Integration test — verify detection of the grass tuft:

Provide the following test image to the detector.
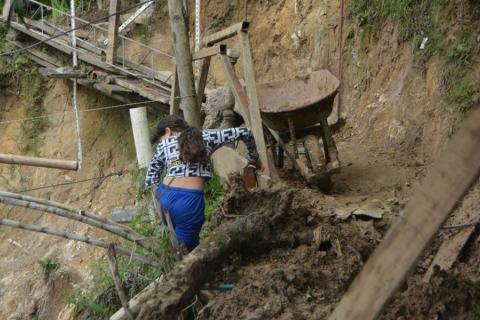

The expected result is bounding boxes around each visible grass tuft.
[37,258,60,279]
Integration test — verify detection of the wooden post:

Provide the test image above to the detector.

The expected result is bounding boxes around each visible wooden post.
[167,0,202,128]
[196,57,211,108]
[219,54,250,124]
[328,107,480,320]
[0,153,78,170]
[106,0,120,64]
[238,31,273,177]
[169,68,180,115]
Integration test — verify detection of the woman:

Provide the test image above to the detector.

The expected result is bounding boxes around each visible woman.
[145,115,260,252]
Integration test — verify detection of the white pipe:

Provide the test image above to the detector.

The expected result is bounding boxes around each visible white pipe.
[129,107,152,168]
[71,0,82,169]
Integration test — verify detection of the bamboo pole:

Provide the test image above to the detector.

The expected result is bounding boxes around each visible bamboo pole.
[0,153,78,170]
[108,244,135,320]
[0,191,130,231]
[0,196,153,250]
[0,218,157,266]
[167,0,202,127]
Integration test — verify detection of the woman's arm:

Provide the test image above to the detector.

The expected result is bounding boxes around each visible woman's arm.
[144,145,165,189]
[203,127,260,162]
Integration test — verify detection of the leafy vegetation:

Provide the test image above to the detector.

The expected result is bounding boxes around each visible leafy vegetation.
[66,167,226,318]
[37,258,60,279]
[349,0,479,118]
[443,82,474,114]
[16,57,49,153]
[0,21,7,51]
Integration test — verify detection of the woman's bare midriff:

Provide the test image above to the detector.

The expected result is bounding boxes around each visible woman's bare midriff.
[163,176,205,190]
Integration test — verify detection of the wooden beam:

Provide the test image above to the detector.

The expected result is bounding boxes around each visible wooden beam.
[219,54,249,124]
[39,67,87,79]
[106,0,120,64]
[25,19,105,57]
[328,107,480,320]
[167,0,202,127]
[114,77,170,104]
[196,56,211,107]
[115,56,173,84]
[9,22,118,73]
[0,154,78,171]
[202,21,249,47]
[238,31,272,178]
[93,83,133,95]
[192,44,226,61]
[169,68,180,115]
[423,185,480,282]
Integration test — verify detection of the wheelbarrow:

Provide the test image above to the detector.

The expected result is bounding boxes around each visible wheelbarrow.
[257,70,341,190]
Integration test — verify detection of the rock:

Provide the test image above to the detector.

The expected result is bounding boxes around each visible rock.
[352,199,387,219]
[111,206,139,223]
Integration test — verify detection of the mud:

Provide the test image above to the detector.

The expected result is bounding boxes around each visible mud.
[196,184,382,320]
[194,178,480,320]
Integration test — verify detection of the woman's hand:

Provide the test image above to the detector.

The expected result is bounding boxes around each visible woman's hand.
[248,160,262,170]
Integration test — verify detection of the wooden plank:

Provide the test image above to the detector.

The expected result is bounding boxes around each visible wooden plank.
[26,19,104,56]
[9,22,118,73]
[196,56,211,108]
[39,67,87,79]
[169,68,180,115]
[114,77,170,105]
[115,57,173,84]
[238,31,272,178]
[0,154,78,170]
[327,107,480,320]
[202,21,249,47]
[106,0,120,64]
[93,83,133,95]
[423,183,480,282]
[77,79,136,104]
[219,54,249,124]
[192,44,226,61]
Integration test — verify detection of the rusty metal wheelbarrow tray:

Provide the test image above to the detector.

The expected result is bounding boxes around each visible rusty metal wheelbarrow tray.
[257,70,340,133]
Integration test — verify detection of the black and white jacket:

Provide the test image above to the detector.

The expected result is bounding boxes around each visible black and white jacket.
[144,127,259,188]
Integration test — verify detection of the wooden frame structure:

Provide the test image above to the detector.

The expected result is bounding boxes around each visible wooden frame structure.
[170,21,274,178]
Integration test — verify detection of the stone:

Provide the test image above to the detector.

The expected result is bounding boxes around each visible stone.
[111,206,139,223]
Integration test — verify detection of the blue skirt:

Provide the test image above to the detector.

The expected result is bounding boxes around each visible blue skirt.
[156,184,205,251]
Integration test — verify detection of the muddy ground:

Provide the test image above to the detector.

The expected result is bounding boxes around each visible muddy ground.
[192,139,480,320]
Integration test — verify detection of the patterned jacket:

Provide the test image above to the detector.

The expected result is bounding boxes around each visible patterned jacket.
[144,127,259,188]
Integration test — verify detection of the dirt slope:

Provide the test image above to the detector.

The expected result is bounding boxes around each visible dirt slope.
[0,0,479,319]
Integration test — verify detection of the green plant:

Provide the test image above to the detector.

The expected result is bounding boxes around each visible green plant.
[50,0,69,23]
[16,61,48,153]
[132,165,148,201]
[37,258,60,278]
[446,29,479,68]
[204,172,224,220]
[0,21,7,51]
[443,82,474,114]
[66,289,112,317]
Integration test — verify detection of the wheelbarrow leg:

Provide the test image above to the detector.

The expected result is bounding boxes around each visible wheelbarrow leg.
[319,117,340,171]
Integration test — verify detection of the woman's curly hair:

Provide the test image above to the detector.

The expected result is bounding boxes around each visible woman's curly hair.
[150,115,209,164]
